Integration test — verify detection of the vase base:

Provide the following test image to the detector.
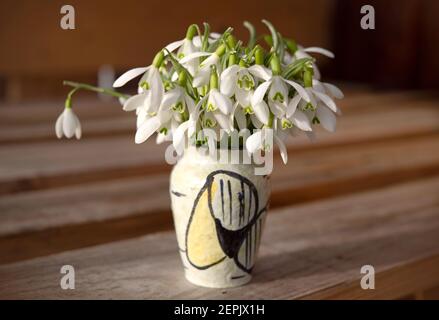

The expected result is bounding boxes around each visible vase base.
[184,270,252,288]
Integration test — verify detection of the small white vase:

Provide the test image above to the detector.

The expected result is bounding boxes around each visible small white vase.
[170,146,271,288]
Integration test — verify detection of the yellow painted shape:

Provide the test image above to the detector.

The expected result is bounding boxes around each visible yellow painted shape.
[187,182,225,267]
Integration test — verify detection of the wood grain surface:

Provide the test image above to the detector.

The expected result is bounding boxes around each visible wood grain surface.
[0,89,438,299]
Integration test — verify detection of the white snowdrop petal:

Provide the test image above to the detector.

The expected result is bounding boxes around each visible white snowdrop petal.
[164,39,185,54]
[148,69,164,113]
[235,88,251,108]
[179,52,211,64]
[253,100,270,125]
[312,79,325,93]
[292,110,312,131]
[135,117,161,144]
[221,65,240,81]
[268,100,285,119]
[213,112,232,133]
[284,79,310,102]
[123,93,146,111]
[173,120,193,153]
[62,109,77,138]
[220,66,239,97]
[55,113,64,139]
[75,121,82,139]
[251,80,271,106]
[286,94,301,118]
[246,131,263,153]
[274,135,288,164]
[313,90,337,112]
[192,68,210,87]
[316,105,337,132]
[113,67,149,87]
[234,106,247,130]
[304,47,335,58]
[184,95,196,114]
[160,88,181,108]
[323,82,344,99]
[248,65,272,81]
[250,114,263,129]
[212,90,232,114]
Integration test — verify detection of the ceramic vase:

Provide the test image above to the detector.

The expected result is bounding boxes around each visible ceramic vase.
[170,146,270,288]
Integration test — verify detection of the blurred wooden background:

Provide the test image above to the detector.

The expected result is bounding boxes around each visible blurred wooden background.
[1,0,438,102]
[0,0,439,300]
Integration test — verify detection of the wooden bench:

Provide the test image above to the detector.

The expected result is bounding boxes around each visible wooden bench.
[0,88,439,299]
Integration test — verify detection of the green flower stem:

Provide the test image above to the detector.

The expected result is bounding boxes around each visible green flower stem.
[209,66,219,90]
[65,88,79,109]
[286,39,298,54]
[267,112,274,128]
[63,81,128,99]
[270,54,282,75]
[228,53,237,66]
[226,35,237,49]
[304,67,313,88]
[215,44,226,57]
[152,50,165,68]
[178,71,187,87]
[185,24,198,40]
[255,47,264,65]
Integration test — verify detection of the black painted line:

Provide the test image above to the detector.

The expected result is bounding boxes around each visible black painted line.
[220,179,224,221]
[227,179,232,225]
[171,190,186,197]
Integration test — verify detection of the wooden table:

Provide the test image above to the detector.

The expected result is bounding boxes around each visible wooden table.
[0,89,439,299]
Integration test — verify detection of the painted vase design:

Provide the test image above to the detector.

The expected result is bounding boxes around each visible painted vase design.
[170,147,270,288]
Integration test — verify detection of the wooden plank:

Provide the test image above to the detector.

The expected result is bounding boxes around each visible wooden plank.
[1,97,438,195]
[1,134,438,263]
[0,117,135,145]
[0,90,435,144]
[0,99,126,125]
[1,177,438,299]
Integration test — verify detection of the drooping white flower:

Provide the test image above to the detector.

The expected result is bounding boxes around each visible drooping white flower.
[55,108,82,139]
[172,96,208,154]
[205,88,234,133]
[180,44,226,86]
[114,51,165,114]
[287,79,343,133]
[246,127,288,164]
[284,46,334,80]
[192,32,221,48]
[251,74,310,123]
[220,64,272,125]
[115,66,164,115]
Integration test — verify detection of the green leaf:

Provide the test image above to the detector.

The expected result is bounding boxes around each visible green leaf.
[282,58,314,79]
[243,21,256,49]
[207,27,233,52]
[202,22,210,52]
[262,20,279,51]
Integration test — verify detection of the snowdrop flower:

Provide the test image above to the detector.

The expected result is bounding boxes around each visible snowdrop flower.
[251,55,310,123]
[288,70,343,133]
[220,61,272,124]
[114,51,165,114]
[204,67,233,133]
[192,32,221,48]
[180,44,226,87]
[284,40,334,80]
[57,21,343,167]
[246,127,288,164]
[55,107,82,139]
[165,25,199,74]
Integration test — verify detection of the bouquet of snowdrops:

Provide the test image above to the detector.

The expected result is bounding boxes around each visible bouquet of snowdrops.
[56,20,343,164]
